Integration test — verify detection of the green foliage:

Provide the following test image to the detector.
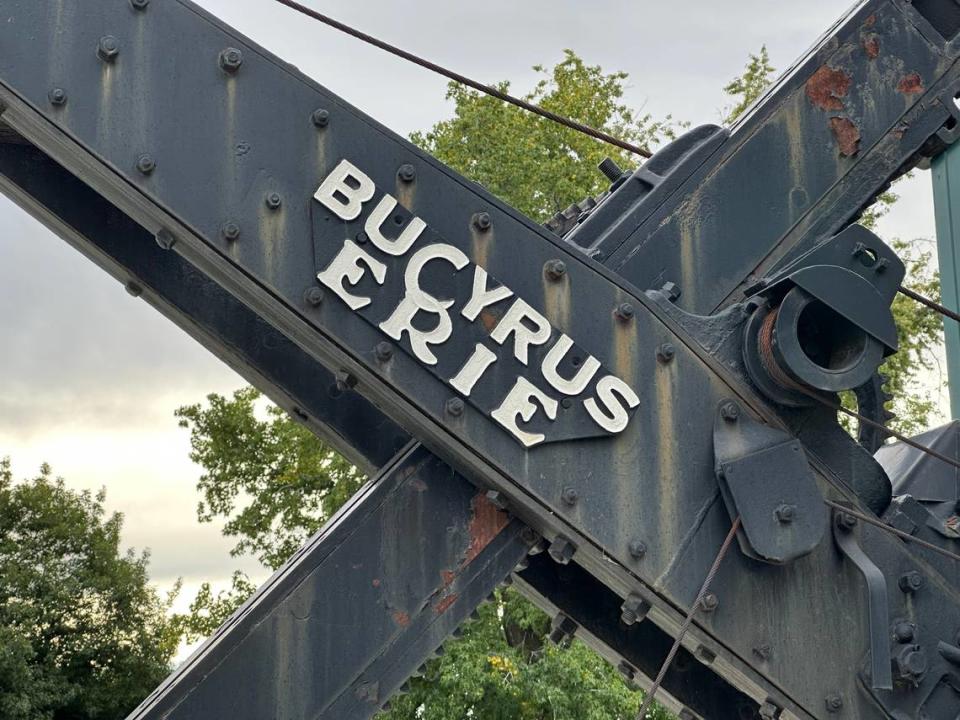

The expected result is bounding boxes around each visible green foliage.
[175,387,365,570]
[723,46,775,123]
[411,50,679,223]
[0,458,178,720]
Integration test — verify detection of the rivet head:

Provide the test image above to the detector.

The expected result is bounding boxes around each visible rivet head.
[311,108,330,128]
[130,0,149,8]
[628,540,647,559]
[699,593,719,612]
[397,164,416,183]
[656,343,676,363]
[445,397,465,417]
[775,504,797,524]
[472,212,491,232]
[136,154,156,175]
[265,192,282,210]
[719,401,740,422]
[374,341,393,362]
[615,302,635,321]
[48,88,67,106]
[893,622,915,643]
[825,694,843,713]
[221,222,241,242]
[98,36,120,62]
[219,47,243,74]
[545,259,567,280]
[303,286,324,307]
[561,487,578,506]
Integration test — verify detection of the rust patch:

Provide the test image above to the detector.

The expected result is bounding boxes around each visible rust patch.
[897,73,924,95]
[392,610,410,627]
[479,309,499,332]
[864,13,876,27]
[464,493,509,565]
[372,578,381,588]
[862,35,879,59]
[434,593,458,615]
[829,117,861,156]
[440,570,456,588]
[806,66,851,111]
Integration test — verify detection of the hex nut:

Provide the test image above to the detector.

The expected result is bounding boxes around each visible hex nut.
[266,192,283,210]
[445,397,465,417]
[97,36,120,62]
[221,222,241,242]
[48,88,67,106]
[219,47,244,74]
[303,286,324,307]
[397,164,416,183]
[311,108,330,128]
[561,487,578,506]
[775,504,797,524]
[899,571,924,594]
[835,510,858,532]
[699,593,719,612]
[472,212,492,232]
[548,536,576,565]
[825,694,843,713]
[130,0,150,8]
[660,281,682,302]
[136,154,156,175]
[545,259,567,280]
[374,341,393,362]
[628,540,647,559]
[616,302,635,321]
[720,401,740,422]
[155,229,176,251]
[657,343,676,363]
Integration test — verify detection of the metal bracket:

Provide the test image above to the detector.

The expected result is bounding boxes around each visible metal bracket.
[832,506,893,690]
[713,400,826,564]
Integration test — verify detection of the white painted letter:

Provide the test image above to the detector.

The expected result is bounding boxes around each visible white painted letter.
[450,344,498,396]
[364,194,426,256]
[584,375,640,433]
[462,267,513,321]
[541,334,601,395]
[379,244,469,365]
[490,299,552,365]
[491,377,558,448]
[314,159,375,221]
[317,239,387,310]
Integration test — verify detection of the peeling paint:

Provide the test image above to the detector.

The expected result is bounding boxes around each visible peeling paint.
[862,35,879,60]
[434,593,458,615]
[440,570,456,588]
[392,610,410,627]
[829,117,861,156]
[864,13,876,27]
[372,578,381,588]
[806,66,851,111]
[897,73,924,95]
[463,493,509,565]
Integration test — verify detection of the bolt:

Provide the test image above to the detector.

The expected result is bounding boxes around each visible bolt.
[221,222,241,242]
[219,47,243,74]
[545,259,567,280]
[548,536,576,565]
[48,88,67,106]
[519,525,540,546]
[875,257,890,274]
[598,157,624,182]
[835,510,858,532]
[851,241,867,259]
[899,571,924,594]
[620,593,650,626]
[753,644,772,661]
[825,693,843,713]
[895,644,928,685]
[97,36,120,62]
[303,286,324,307]
[397,164,416,183]
[561,487,578,506]
[125,281,143,298]
[445,397,465,417]
[335,370,357,392]
[893,622,915,643]
[155,229,176,250]
[265,192,282,210]
[130,0,149,8]
[628,540,647,560]
[472,212,491,232]
[615,302,635,321]
[657,343,676,363]
[374,341,393,362]
[660,281,681,302]
[720,401,740,422]
[311,108,330,128]
[617,660,636,681]
[514,556,529,572]
[699,593,719,612]
[775,504,797,524]
[136,154,156,175]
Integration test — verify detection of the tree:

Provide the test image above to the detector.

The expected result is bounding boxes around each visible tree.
[0,458,178,720]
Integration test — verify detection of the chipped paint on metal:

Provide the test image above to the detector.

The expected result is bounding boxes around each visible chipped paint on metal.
[434,593,458,615]
[862,35,880,60]
[805,66,851,111]
[829,117,861,156]
[463,493,509,565]
[440,570,456,588]
[392,610,410,627]
[897,73,924,95]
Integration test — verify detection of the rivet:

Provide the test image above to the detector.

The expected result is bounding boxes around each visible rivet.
[472,212,491,232]
[265,192,282,210]
[97,35,120,62]
[560,397,573,409]
[48,88,67,106]
[136,154,156,175]
[545,259,567,280]
[155,229,176,250]
[719,401,740,422]
[219,47,243,74]
[355,231,368,244]
[445,397,465,417]
[561,487,578,506]
[628,540,647,559]
[397,164,416,183]
[893,622,915,643]
[374,341,393,362]
[825,693,843,713]
[221,222,241,242]
[657,343,676,363]
[303,287,324,307]
[615,302,635,321]
[130,0,149,8]
[311,108,330,128]
[699,593,719,612]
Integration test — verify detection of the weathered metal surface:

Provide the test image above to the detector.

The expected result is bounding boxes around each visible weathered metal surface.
[1,1,960,718]
[127,444,528,720]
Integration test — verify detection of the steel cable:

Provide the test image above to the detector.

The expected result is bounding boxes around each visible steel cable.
[270,0,652,158]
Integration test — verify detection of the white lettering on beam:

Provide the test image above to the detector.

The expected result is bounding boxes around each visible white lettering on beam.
[492,377,559,447]
[316,239,386,310]
[314,159,375,221]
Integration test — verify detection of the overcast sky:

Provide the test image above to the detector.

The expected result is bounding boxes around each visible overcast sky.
[0,0,947,650]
